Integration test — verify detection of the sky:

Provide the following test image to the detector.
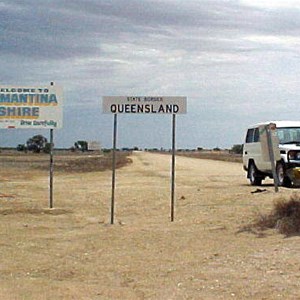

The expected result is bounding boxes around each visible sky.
[1,0,300,150]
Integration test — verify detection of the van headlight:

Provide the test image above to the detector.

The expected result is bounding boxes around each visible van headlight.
[288,150,300,160]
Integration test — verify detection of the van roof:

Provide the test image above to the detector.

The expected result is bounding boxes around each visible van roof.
[249,121,300,128]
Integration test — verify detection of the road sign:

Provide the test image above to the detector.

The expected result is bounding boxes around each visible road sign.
[103,95,187,224]
[0,85,63,129]
[102,96,187,114]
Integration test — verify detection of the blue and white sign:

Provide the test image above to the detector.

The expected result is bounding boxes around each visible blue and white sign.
[0,86,63,129]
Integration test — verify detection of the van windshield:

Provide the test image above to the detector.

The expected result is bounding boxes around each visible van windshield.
[276,127,300,144]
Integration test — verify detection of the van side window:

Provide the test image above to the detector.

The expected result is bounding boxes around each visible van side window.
[246,128,259,143]
[246,129,254,143]
[253,128,260,142]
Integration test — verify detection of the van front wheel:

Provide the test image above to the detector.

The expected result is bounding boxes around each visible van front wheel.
[248,163,262,186]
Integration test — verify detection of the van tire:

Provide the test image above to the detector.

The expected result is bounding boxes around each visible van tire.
[276,162,292,187]
[248,162,262,186]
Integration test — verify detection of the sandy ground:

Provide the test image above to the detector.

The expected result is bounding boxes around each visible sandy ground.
[1,151,300,300]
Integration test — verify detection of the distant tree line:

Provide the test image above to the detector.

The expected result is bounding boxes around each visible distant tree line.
[230,144,243,154]
[15,136,243,155]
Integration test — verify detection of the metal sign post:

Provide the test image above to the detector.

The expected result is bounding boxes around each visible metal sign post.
[49,128,54,208]
[171,114,176,222]
[49,81,54,208]
[111,114,117,224]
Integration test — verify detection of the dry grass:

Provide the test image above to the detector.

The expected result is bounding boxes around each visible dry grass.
[0,207,71,216]
[52,152,132,173]
[0,150,132,173]
[2,151,300,299]
[242,193,300,236]
[176,150,242,163]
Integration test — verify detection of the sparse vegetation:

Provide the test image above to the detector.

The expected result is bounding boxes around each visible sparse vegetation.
[26,134,48,153]
[53,152,132,173]
[1,150,300,298]
[74,140,88,152]
[16,144,26,151]
[43,142,52,154]
[102,148,111,153]
[241,194,300,236]
[231,144,243,154]
[177,149,242,163]
[0,150,132,173]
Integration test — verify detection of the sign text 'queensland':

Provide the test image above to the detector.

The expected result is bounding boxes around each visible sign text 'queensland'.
[102,96,187,114]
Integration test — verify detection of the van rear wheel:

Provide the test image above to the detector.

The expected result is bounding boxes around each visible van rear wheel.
[276,162,292,187]
[249,163,262,186]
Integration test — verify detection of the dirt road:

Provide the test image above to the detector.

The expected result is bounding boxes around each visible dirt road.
[1,151,300,299]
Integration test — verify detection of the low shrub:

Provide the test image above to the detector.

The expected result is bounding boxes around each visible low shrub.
[242,194,300,236]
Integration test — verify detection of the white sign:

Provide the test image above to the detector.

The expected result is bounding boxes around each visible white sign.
[88,141,101,151]
[102,96,187,114]
[0,86,63,129]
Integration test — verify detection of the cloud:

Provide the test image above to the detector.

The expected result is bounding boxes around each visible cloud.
[241,0,300,10]
[0,1,101,60]
[2,0,300,148]
[0,0,292,62]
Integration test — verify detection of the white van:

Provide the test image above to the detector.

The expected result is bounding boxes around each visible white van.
[243,121,300,187]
